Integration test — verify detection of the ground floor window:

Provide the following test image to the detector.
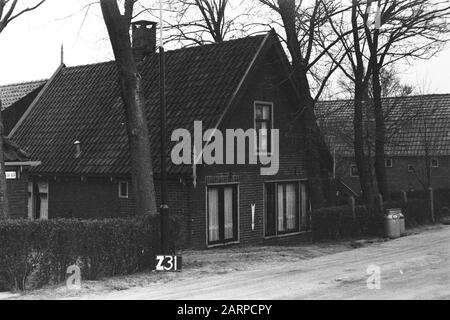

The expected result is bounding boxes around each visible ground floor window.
[207,184,238,245]
[265,181,309,237]
[118,181,129,199]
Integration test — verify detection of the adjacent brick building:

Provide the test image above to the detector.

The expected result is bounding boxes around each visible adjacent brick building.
[1,81,45,220]
[316,94,450,199]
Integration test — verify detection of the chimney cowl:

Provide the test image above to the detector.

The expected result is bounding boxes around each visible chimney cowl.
[74,140,81,158]
[131,20,157,62]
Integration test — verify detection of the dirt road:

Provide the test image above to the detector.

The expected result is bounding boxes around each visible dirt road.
[75,225,450,300]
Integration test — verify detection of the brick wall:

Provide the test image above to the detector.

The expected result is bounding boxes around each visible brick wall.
[117,177,191,247]
[43,175,191,246]
[48,177,123,219]
[337,156,450,195]
[187,49,310,249]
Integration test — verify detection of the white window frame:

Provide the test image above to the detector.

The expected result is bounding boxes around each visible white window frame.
[408,164,415,173]
[263,179,309,239]
[205,182,240,248]
[385,159,393,168]
[254,101,274,156]
[431,158,439,168]
[118,181,129,199]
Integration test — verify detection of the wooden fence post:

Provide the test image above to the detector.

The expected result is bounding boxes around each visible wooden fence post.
[375,194,384,216]
[428,187,435,223]
[348,196,356,236]
[402,191,408,206]
[349,196,356,220]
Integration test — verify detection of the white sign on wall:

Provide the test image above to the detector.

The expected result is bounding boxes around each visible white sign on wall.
[6,171,17,180]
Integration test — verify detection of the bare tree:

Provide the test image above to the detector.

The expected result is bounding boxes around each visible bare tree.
[0,0,45,32]
[362,0,450,201]
[338,67,413,99]
[163,0,261,46]
[100,0,157,217]
[0,0,46,219]
[255,0,354,209]
[327,0,449,207]
[153,0,350,209]
[327,0,375,207]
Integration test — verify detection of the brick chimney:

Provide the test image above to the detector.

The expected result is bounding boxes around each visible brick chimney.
[131,20,157,62]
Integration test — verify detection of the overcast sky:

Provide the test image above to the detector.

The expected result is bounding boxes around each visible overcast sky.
[0,0,449,94]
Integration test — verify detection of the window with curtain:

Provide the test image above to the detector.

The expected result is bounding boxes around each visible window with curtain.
[265,181,308,237]
[208,188,220,243]
[207,185,238,245]
[255,102,272,154]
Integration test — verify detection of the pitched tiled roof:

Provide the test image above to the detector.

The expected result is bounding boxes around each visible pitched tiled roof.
[2,85,44,135]
[0,80,46,109]
[10,33,269,176]
[316,94,450,157]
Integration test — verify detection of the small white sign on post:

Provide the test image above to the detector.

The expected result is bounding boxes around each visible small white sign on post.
[251,204,256,231]
[155,255,182,272]
[5,171,17,180]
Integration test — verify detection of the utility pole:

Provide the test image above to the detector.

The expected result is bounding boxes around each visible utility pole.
[159,0,169,254]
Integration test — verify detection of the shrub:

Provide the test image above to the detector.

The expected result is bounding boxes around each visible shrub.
[311,205,372,241]
[0,216,168,291]
[384,200,406,211]
[403,199,430,226]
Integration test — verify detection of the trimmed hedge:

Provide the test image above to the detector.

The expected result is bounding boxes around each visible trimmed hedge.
[311,200,413,241]
[403,199,430,226]
[311,205,372,241]
[0,216,173,291]
[312,196,437,241]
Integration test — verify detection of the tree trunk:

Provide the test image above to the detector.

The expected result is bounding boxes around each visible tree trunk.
[278,0,326,209]
[372,64,389,200]
[100,0,157,216]
[351,0,374,208]
[0,103,9,219]
[354,88,374,207]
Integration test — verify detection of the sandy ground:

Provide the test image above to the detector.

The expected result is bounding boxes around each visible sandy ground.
[6,225,449,300]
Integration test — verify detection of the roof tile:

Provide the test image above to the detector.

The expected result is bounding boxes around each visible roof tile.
[316,94,450,157]
[11,35,266,175]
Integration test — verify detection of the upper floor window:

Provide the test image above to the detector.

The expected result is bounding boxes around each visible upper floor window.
[254,102,273,154]
[350,165,359,177]
[408,164,415,173]
[385,159,393,168]
[431,159,439,168]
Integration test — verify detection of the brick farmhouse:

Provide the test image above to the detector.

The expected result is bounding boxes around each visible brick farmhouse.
[316,94,450,199]
[4,24,330,249]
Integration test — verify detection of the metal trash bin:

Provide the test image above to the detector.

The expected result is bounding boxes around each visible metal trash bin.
[384,210,401,239]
